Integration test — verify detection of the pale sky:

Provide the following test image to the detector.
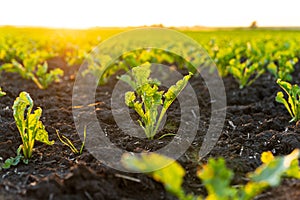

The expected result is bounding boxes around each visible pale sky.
[0,0,299,28]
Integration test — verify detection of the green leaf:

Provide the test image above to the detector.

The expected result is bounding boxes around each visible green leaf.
[164,72,192,110]
[13,91,33,140]
[125,91,136,107]
[277,79,292,92]
[229,66,243,81]
[133,101,145,119]
[285,159,300,179]
[276,91,293,117]
[2,158,15,169]
[119,64,192,139]
[122,153,186,198]
[132,62,152,89]
[36,61,48,75]
[36,62,64,89]
[12,59,28,79]
[197,158,237,200]
[35,120,54,145]
[27,108,42,138]
[12,92,54,159]
[0,63,14,72]
[228,58,263,89]
[276,79,300,122]
[118,74,136,89]
[123,52,140,67]
[267,62,278,77]
[249,149,300,187]
[141,84,158,97]
[242,182,268,200]
[1,146,25,169]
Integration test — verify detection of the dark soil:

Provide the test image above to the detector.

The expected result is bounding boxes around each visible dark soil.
[0,57,300,199]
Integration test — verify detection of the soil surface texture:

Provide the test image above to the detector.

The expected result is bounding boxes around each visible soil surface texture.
[0,57,300,199]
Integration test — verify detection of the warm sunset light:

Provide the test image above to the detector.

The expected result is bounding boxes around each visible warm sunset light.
[0,0,299,28]
[1,0,300,199]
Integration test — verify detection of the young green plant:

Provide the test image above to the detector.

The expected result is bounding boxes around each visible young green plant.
[275,79,300,123]
[1,59,63,89]
[122,149,300,200]
[36,61,64,89]
[267,54,298,81]
[0,145,28,170]
[13,91,54,159]
[118,63,192,139]
[56,126,87,155]
[228,58,264,89]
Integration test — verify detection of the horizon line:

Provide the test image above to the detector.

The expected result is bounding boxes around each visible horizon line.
[1,24,300,30]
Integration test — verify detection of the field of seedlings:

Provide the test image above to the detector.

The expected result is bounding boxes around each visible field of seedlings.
[0,27,300,200]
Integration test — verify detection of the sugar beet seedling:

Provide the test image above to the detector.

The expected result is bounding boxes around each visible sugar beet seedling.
[118,63,192,139]
[122,149,300,200]
[13,91,54,159]
[276,79,300,123]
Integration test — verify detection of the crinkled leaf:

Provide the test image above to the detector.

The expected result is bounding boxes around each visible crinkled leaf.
[119,64,192,139]
[125,91,136,107]
[13,91,33,139]
[132,62,151,88]
[164,72,192,109]
[27,108,43,143]
[27,107,54,145]
[35,120,54,145]
[12,92,54,159]
[143,85,163,111]
[133,101,145,119]
[141,84,158,97]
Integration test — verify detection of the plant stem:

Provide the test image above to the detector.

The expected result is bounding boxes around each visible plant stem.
[152,108,167,139]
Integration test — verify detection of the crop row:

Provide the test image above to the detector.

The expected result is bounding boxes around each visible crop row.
[1,28,300,89]
[0,90,299,200]
[0,27,300,199]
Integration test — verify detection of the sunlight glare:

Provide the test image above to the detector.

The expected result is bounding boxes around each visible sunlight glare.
[0,0,299,28]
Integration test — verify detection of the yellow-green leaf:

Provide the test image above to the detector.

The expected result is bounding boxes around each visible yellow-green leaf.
[122,153,185,195]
